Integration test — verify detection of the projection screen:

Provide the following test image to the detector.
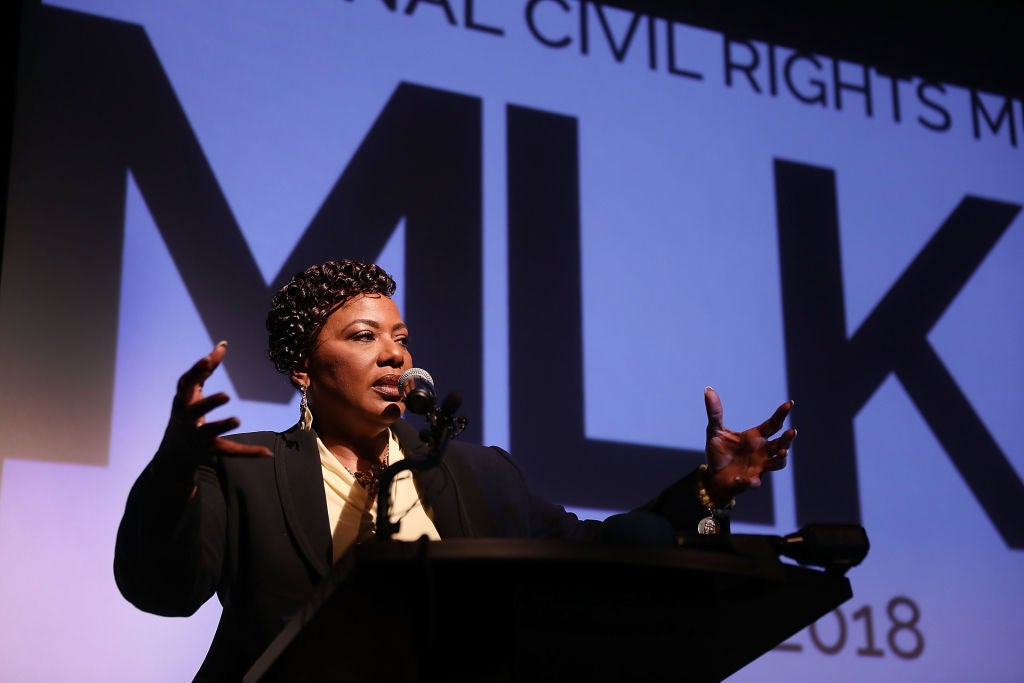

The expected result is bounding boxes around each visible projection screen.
[1,1,1022,680]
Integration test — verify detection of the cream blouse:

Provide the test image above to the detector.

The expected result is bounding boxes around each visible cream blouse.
[318,428,441,562]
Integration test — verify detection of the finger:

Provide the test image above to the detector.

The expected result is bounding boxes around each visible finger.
[765,453,788,471]
[175,341,229,402]
[766,427,797,455]
[193,416,244,441]
[775,427,797,450]
[756,399,794,438]
[704,386,723,434]
[178,392,232,424]
[212,437,273,458]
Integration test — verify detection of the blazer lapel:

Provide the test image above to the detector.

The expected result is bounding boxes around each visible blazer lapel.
[392,419,471,538]
[275,419,487,565]
[392,419,501,539]
[273,425,333,578]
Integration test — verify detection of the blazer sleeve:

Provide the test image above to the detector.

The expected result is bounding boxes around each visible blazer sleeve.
[469,445,714,541]
[113,448,226,617]
[522,468,727,541]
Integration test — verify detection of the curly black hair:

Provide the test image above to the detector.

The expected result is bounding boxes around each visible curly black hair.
[266,259,397,374]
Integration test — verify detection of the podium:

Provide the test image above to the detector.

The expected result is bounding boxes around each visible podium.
[245,535,855,682]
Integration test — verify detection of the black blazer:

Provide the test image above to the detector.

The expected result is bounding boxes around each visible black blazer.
[114,419,708,681]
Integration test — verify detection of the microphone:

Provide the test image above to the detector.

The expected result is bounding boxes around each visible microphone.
[378,368,469,542]
[398,367,436,414]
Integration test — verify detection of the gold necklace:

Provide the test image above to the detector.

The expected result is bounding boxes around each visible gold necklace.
[342,444,390,498]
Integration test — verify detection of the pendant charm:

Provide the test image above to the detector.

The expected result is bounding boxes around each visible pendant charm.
[697,516,719,535]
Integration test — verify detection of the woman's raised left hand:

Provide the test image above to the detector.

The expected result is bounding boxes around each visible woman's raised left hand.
[703,387,796,503]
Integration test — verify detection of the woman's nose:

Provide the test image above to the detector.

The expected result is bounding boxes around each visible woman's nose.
[378,339,405,365]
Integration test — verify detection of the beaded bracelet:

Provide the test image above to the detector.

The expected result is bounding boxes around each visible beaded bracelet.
[695,464,736,535]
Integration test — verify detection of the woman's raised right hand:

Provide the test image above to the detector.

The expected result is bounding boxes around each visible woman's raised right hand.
[159,341,273,465]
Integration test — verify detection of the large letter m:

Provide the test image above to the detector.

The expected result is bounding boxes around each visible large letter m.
[0,6,485,475]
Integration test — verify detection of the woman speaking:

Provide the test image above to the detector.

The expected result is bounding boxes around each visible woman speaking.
[114,258,795,681]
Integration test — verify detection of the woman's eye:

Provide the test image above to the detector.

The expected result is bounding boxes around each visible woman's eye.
[352,331,375,342]
[396,337,410,347]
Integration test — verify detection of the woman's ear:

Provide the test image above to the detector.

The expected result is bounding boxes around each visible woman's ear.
[291,369,309,389]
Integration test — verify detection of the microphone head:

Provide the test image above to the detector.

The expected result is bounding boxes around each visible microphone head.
[398,367,436,414]
[399,367,434,391]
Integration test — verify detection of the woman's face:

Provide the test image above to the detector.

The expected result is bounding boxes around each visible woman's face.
[294,294,412,437]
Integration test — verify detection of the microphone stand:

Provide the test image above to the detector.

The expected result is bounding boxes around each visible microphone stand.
[376,392,468,542]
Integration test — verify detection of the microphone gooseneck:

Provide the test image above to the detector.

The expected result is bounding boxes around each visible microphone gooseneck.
[378,367,468,542]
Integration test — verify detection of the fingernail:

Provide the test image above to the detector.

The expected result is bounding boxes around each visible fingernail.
[217,340,228,348]
[705,386,714,392]
[789,398,795,406]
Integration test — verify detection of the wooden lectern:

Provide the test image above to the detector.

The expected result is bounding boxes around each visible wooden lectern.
[245,531,857,682]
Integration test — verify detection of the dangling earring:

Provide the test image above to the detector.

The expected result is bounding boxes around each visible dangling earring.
[299,384,313,431]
